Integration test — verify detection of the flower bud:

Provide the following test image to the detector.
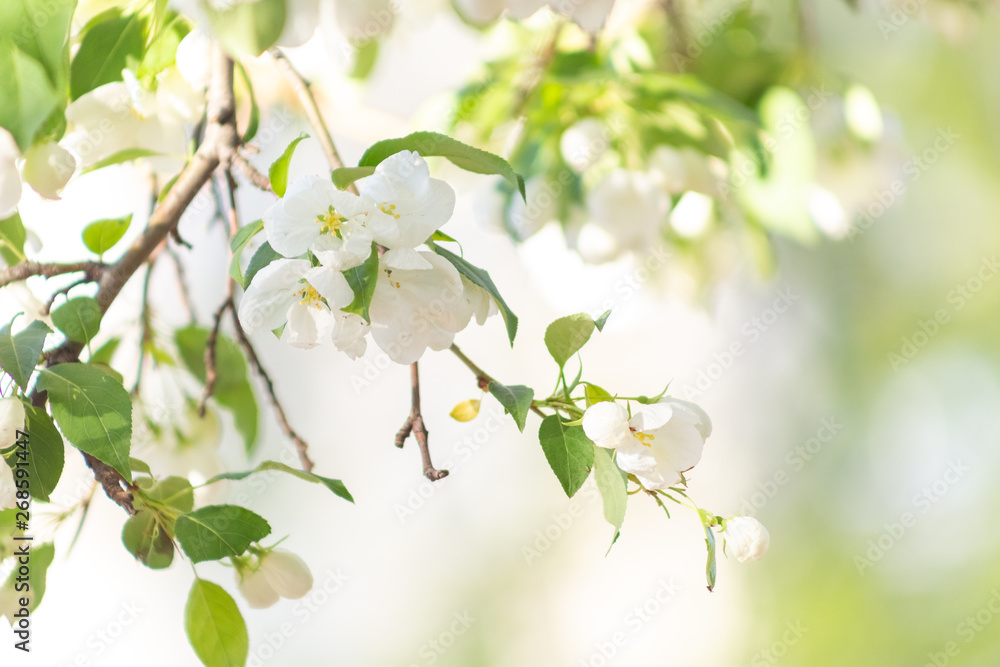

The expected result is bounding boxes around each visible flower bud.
[236,567,280,609]
[22,142,76,199]
[723,516,770,562]
[260,549,313,600]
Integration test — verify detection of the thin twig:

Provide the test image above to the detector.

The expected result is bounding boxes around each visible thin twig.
[131,256,159,395]
[0,261,104,290]
[229,308,315,471]
[43,276,91,314]
[199,298,231,416]
[232,153,273,192]
[268,47,359,195]
[165,245,196,324]
[449,343,547,418]
[395,361,448,481]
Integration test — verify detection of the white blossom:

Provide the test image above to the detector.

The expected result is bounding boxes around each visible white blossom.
[21,142,76,200]
[237,258,354,349]
[368,252,472,364]
[586,169,670,254]
[722,516,770,562]
[582,398,711,489]
[263,175,376,263]
[236,549,313,609]
[361,150,456,250]
[62,74,189,170]
[560,118,609,173]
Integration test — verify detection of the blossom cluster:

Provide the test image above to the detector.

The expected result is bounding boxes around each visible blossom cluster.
[237,151,497,364]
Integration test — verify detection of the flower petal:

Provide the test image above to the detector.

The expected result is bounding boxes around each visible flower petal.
[237,259,310,333]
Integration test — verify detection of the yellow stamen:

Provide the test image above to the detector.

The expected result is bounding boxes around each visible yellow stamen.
[379,202,401,219]
[316,205,346,235]
[297,284,323,310]
[633,431,655,447]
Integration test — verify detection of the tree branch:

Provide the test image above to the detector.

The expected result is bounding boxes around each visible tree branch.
[268,48,358,195]
[395,361,448,481]
[0,261,104,290]
[449,343,546,418]
[229,306,315,472]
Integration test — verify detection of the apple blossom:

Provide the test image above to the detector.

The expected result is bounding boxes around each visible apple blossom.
[62,73,190,170]
[582,398,712,489]
[21,142,77,200]
[559,118,609,173]
[361,150,456,251]
[368,252,472,364]
[235,548,314,609]
[238,258,354,349]
[586,169,670,255]
[722,516,770,562]
[263,174,376,262]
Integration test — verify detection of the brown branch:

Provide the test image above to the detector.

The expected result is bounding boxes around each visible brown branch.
[268,47,359,195]
[165,245,195,324]
[0,261,104,290]
[199,298,230,417]
[232,153,273,192]
[35,45,239,514]
[395,362,448,481]
[83,453,136,515]
[449,343,546,418]
[229,308,315,472]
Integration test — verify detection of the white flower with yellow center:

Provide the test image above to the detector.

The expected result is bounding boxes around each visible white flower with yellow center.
[264,175,375,267]
[237,258,353,349]
[582,398,711,489]
[235,548,314,609]
[368,252,473,364]
[62,72,188,171]
[361,150,456,265]
[722,516,770,562]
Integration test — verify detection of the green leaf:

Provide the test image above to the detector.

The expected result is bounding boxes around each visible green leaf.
[537,415,594,497]
[175,504,271,563]
[349,38,379,79]
[144,475,195,514]
[185,580,249,667]
[234,62,259,142]
[0,404,64,502]
[137,14,189,82]
[330,166,374,190]
[269,132,309,197]
[487,381,533,433]
[175,326,259,454]
[205,460,354,504]
[0,0,76,91]
[430,242,518,344]
[204,0,285,56]
[704,524,717,592]
[341,243,379,323]
[592,445,627,538]
[544,313,596,369]
[129,456,150,475]
[82,214,131,256]
[121,509,174,569]
[243,241,281,288]
[35,363,132,481]
[88,337,120,365]
[359,131,526,200]
[584,383,613,407]
[594,309,611,332]
[0,542,54,621]
[81,148,163,174]
[51,296,102,344]
[0,213,27,265]
[0,318,51,390]
[0,38,60,150]
[228,219,263,286]
[69,12,146,100]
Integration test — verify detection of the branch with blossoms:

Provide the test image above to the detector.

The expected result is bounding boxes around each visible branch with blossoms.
[0,2,781,664]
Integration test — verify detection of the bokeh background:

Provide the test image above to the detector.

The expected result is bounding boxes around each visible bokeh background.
[3,0,1000,665]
